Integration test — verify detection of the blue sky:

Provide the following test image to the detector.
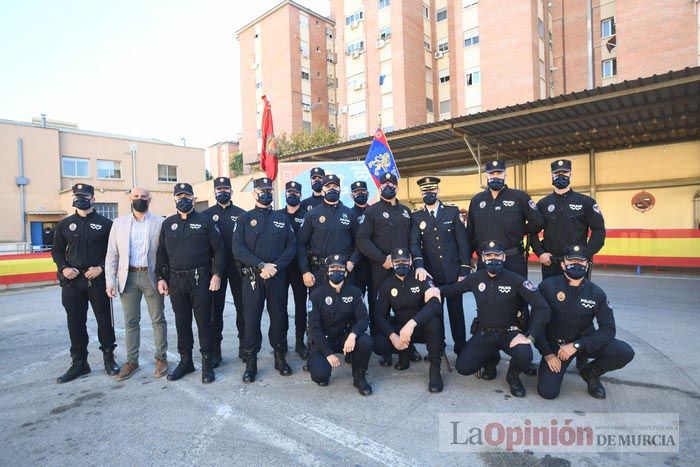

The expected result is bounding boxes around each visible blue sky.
[0,0,329,148]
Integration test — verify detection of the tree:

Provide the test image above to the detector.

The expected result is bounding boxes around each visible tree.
[277,125,341,156]
[229,151,244,176]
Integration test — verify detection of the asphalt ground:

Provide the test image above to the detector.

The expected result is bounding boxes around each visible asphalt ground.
[0,267,698,466]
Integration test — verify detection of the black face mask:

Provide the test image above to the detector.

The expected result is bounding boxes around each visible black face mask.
[393,263,410,278]
[564,263,587,280]
[487,177,505,191]
[131,199,149,213]
[381,186,396,200]
[215,192,232,204]
[311,180,323,193]
[485,258,504,275]
[72,196,91,211]
[353,193,368,205]
[324,188,340,203]
[175,197,193,213]
[257,191,273,206]
[328,270,346,284]
[422,192,438,205]
[552,174,571,189]
[286,194,300,207]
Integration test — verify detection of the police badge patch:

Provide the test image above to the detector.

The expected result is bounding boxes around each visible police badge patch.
[382,212,389,219]
[523,280,536,291]
[547,204,555,212]
[358,214,365,224]
[325,296,333,305]
[212,215,219,222]
[391,288,398,297]
[557,291,566,302]
[419,221,426,230]
[171,224,178,230]
[479,201,486,209]
[478,282,486,292]
[251,219,257,227]
[69,223,77,231]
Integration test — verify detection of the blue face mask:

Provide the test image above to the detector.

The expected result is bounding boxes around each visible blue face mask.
[552,174,571,189]
[393,263,410,278]
[311,180,323,193]
[487,177,505,191]
[422,192,438,205]
[175,197,193,213]
[215,191,231,204]
[324,188,340,203]
[485,258,504,275]
[564,263,587,280]
[381,186,396,200]
[328,270,345,284]
[72,196,91,211]
[257,191,273,206]
[353,192,368,205]
[286,194,300,206]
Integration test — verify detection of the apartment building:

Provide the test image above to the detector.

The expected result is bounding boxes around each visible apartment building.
[206,140,239,178]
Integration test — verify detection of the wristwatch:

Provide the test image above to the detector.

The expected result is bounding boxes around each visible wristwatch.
[573,341,582,351]
[527,335,536,344]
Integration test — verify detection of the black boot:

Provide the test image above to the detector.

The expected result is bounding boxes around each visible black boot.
[167,352,195,381]
[212,344,222,369]
[506,366,526,398]
[242,351,257,383]
[523,362,538,377]
[481,353,500,380]
[409,344,422,362]
[580,364,606,399]
[316,378,329,387]
[238,346,247,363]
[428,357,444,393]
[102,349,120,376]
[379,354,392,366]
[352,368,372,396]
[394,349,411,370]
[57,355,90,383]
[274,347,292,376]
[576,355,589,371]
[295,337,309,360]
[344,352,353,364]
[201,353,215,384]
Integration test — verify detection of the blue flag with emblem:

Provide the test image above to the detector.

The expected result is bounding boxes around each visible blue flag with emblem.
[364,128,399,187]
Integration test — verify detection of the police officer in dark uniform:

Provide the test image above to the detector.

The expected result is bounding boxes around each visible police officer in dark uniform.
[530,159,606,280]
[349,181,371,301]
[155,183,225,384]
[297,174,360,290]
[278,180,309,359]
[201,176,246,367]
[535,245,634,400]
[426,241,551,397]
[299,167,325,212]
[410,176,471,355]
[373,248,446,393]
[307,254,373,396]
[357,172,419,366]
[233,177,297,383]
[52,183,120,383]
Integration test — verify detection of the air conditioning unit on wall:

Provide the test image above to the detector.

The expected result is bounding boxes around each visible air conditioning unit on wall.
[351,51,360,59]
[434,51,444,59]
[376,39,386,48]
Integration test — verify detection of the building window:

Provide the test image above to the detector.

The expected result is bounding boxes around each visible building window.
[300,40,309,57]
[326,27,333,39]
[601,17,615,37]
[347,73,365,90]
[328,104,338,115]
[426,97,434,113]
[300,14,309,28]
[255,79,262,89]
[436,8,447,22]
[437,38,449,54]
[425,66,432,83]
[61,156,90,178]
[539,59,545,78]
[439,99,451,115]
[463,27,479,47]
[463,0,478,8]
[95,203,118,220]
[97,160,121,179]
[379,26,391,41]
[438,68,450,84]
[345,11,363,26]
[602,58,617,78]
[465,69,480,86]
[423,4,429,19]
[537,18,544,39]
[157,164,177,182]
[302,94,312,111]
[381,93,393,109]
[346,40,365,55]
[423,35,432,51]
[327,53,335,63]
[301,68,310,80]
[378,0,390,9]
[348,101,366,117]
[302,121,311,133]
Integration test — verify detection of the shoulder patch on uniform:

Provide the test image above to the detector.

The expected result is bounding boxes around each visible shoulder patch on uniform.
[593,204,602,215]
[528,199,537,210]
[606,299,612,308]
[523,280,536,291]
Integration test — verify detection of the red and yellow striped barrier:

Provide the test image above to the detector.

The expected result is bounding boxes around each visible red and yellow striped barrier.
[0,252,57,285]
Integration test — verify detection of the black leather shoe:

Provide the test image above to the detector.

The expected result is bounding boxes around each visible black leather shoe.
[428,357,443,393]
[481,354,500,380]
[379,354,392,366]
[394,350,411,370]
[523,362,538,377]
[409,345,422,362]
[201,354,215,384]
[506,367,526,398]
[576,355,589,371]
[580,364,606,399]
[102,349,120,376]
[57,357,90,383]
[316,379,329,387]
[295,339,309,360]
[212,346,222,369]
[242,352,257,383]
[274,348,292,376]
[167,353,195,381]
[238,346,247,363]
[352,369,372,396]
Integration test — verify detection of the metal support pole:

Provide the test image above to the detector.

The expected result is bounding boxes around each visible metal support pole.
[589,148,596,198]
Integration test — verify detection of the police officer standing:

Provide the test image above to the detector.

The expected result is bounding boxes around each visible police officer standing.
[307,254,373,396]
[530,159,606,280]
[410,176,471,355]
[233,177,297,383]
[156,183,225,384]
[373,248,446,393]
[426,241,551,397]
[349,181,371,301]
[299,167,326,212]
[297,174,360,290]
[535,245,634,400]
[278,180,309,359]
[202,177,246,367]
[52,183,120,383]
[357,173,418,366]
